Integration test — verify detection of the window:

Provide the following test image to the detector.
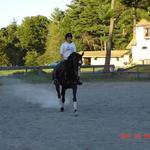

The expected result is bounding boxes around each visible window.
[145,27,150,38]
[142,46,147,50]
[116,57,119,61]
[84,58,91,65]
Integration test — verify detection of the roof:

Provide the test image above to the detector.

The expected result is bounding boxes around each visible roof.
[126,19,150,49]
[80,50,130,58]
[126,37,136,49]
[136,19,150,27]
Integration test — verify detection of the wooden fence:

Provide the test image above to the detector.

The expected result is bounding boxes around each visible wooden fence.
[123,64,150,72]
[1,65,150,79]
[0,65,115,73]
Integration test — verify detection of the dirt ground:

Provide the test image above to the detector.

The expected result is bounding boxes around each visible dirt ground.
[0,77,150,150]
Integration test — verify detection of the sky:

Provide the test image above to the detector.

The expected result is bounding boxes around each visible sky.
[0,0,72,28]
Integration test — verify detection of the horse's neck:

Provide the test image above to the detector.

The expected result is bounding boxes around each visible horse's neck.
[66,61,78,75]
[66,61,73,71]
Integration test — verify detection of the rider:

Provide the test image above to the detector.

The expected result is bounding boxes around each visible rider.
[59,33,82,85]
[60,33,76,61]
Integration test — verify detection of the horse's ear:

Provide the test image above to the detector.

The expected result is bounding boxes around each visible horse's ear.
[81,51,84,56]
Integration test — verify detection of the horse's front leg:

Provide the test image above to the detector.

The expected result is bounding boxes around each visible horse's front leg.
[60,87,66,112]
[72,85,78,112]
[55,82,61,99]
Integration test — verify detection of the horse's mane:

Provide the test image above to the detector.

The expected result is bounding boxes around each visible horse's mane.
[67,52,77,59]
[67,52,81,63]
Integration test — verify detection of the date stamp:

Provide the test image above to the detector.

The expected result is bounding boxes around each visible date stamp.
[120,133,150,139]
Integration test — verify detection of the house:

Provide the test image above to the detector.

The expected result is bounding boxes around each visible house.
[80,19,150,67]
[127,19,150,64]
[81,50,131,67]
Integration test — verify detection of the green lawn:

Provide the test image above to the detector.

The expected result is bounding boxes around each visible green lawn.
[0,70,25,76]
[138,66,150,72]
[1,67,150,83]
[126,66,150,72]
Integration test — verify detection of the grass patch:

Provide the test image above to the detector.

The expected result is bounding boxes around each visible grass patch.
[0,70,25,76]
[1,70,150,83]
[138,66,150,72]
[81,72,150,82]
[127,66,150,72]
[80,68,102,72]
[19,70,52,83]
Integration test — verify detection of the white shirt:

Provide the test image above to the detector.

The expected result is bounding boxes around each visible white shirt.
[60,41,76,60]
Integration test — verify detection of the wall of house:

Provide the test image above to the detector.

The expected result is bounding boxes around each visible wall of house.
[89,56,129,67]
[91,58,105,65]
[123,55,130,64]
[132,26,150,64]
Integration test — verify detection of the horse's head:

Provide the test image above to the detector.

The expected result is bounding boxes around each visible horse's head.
[67,52,83,69]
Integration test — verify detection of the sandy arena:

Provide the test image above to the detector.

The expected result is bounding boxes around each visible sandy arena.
[0,77,150,150]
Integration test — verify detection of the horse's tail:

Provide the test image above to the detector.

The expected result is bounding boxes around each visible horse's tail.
[52,69,61,98]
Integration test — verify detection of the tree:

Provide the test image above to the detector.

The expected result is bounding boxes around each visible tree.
[120,0,150,10]
[39,9,65,65]
[38,22,63,65]
[0,21,23,66]
[24,51,39,66]
[104,0,115,72]
[18,15,49,54]
[51,8,64,23]
[1,0,149,66]
[120,0,150,37]
[65,0,112,50]
[0,51,9,66]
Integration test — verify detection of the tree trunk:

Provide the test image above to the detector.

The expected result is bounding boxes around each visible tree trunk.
[132,7,136,38]
[100,39,103,50]
[104,0,115,72]
[104,41,107,51]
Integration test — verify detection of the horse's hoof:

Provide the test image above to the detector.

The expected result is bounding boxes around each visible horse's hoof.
[74,109,77,112]
[74,110,78,116]
[59,107,64,112]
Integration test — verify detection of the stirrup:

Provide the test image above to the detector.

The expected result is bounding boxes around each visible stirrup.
[77,80,82,85]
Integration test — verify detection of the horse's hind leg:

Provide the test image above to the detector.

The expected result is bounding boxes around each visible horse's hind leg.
[60,87,66,111]
[54,82,63,111]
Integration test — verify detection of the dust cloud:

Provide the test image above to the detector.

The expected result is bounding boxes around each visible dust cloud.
[1,78,69,108]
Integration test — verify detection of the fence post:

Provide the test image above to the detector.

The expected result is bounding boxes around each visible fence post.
[38,67,42,76]
[93,67,95,73]
[26,68,27,73]
[137,65,139,79]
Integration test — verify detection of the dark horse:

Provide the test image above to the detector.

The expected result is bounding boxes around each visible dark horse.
[52,52,83,114]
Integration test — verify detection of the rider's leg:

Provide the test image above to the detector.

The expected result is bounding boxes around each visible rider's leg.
[53,60,64,80]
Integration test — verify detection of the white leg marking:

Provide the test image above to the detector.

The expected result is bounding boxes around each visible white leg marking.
[58,98,63,108]
[73,102,77,111]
